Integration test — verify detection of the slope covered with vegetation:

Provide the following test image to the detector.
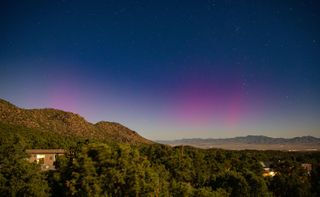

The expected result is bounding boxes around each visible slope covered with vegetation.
[0,98,151,144]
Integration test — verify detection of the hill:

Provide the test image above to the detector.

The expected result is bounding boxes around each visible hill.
[0,98,152,145]
[157,135,320,151]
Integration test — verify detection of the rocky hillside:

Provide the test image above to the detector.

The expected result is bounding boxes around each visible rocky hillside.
[0,98,152,144]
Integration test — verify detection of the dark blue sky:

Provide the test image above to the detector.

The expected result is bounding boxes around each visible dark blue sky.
[1,0,319,139]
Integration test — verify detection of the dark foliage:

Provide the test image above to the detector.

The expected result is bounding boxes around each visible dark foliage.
[1,122,320,196]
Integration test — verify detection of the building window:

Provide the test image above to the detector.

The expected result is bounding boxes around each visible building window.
[38,158,45,164]
[36,154,45,164]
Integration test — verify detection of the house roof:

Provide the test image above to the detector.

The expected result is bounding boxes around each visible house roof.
[26,149,66,154]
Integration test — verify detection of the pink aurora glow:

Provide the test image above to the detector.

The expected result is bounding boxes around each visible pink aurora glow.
[168,79,247,129]
[47,80,80,113]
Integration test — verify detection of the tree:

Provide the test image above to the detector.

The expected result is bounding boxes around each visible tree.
[171,180,194,196]
[0,134,49,196]
[194,187,229,197]
[53,143,165,196]
[243,171,270,197]
[311,162,320,195]
[212,171,249,197]
[268,160,311,197]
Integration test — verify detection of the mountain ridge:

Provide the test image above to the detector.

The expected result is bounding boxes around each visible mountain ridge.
[0,98,152,144]
[157,135,320,150]
[158,135,320,144]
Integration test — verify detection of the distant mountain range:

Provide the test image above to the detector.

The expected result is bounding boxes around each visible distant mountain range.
[0,98,152,144]
[157,135,320,151]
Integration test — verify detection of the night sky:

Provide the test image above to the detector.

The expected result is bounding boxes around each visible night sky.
[1,0,319,140]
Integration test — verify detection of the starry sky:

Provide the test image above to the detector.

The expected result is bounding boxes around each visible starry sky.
[0,0,319,140]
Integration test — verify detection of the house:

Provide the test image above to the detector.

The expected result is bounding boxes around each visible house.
[301,163,312,175]
[26,149,65,170]
[260,161,276,177]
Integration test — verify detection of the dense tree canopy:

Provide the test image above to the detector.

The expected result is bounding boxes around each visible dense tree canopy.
[0,133,49,196]
[1,122,320,196]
